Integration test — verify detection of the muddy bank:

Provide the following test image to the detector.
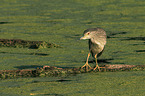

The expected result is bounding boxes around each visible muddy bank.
[0,39,61,49]
[0,64,144,79]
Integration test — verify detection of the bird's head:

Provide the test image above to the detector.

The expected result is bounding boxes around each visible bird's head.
[80,29,95,40]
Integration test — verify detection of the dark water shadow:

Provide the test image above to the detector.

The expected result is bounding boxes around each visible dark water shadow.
[55,79,72,82]
[122,37,145,41]
[107,32,127,38]
[29,79,72,84]
[107,36,117,38]
[0,21,12,24]
[43,94,63,96]
[132,44,145,46]
[136,50,145,52]
[0,51,49,56]
[88,58,114,64]
[14,65,43,69]
[110,32,127,36]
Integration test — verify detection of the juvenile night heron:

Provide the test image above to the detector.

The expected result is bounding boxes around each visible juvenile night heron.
[80,28,106,71]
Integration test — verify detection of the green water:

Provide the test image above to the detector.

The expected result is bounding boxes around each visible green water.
[0,0,145,95]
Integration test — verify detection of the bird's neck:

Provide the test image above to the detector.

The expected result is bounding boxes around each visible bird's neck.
[91,38,104,49]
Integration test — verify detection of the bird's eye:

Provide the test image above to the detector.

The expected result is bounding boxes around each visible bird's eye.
[87,32,90,35]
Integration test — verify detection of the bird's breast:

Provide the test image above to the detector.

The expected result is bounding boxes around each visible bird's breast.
[89,40,105,57]
[90,43,103,54]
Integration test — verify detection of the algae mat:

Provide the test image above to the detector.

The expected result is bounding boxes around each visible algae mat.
[0,0,145,95]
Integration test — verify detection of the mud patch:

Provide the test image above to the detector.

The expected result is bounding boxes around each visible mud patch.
[0,65,145,79]
[0,39,61,49]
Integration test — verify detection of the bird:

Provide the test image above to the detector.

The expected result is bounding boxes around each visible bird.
[80,28,107,71]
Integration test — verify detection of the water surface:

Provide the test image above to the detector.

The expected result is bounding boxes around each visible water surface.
[0,0,145,95]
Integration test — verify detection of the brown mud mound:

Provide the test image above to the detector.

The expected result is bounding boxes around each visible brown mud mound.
[0,39,61,49]
[0,64,144,79]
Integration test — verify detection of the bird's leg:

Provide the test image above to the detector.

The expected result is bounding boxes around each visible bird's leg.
[81,52,92,71]
[93,54,101,71]
[94,54,106,71]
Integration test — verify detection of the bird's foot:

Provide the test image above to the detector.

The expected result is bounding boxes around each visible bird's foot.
[93,66,100,71]
[81,63,92,71]
[93,65,105,71]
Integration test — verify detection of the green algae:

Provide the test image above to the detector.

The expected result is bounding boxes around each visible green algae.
[0,0,145,95]
[0,71,145,96]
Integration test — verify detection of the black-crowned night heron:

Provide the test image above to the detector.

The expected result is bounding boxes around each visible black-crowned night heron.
[80,28,106,71]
